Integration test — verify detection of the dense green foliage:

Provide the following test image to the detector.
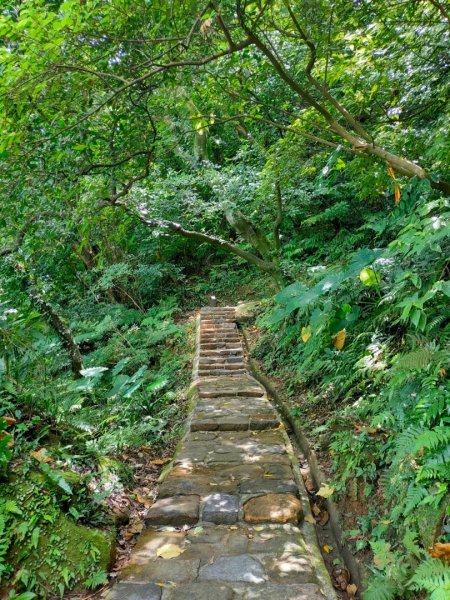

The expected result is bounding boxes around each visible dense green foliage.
[0,0,449,598]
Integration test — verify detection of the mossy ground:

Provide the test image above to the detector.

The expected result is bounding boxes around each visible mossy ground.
[1,470,115,598]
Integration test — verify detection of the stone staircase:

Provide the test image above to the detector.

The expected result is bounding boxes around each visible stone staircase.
[107,307,336,600]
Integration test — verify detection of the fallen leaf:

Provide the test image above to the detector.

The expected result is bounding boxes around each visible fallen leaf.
[427,543,450,562]
[323,544,333,553]
[304,476,316,493]
[136,494,153,508]
[263,474,274,478]
[156,543,185,559]
[332,567,350,591]
[333,329,346,351]
[347,583,358,597]
[3,416,16,426]
[150,458,171,465]
[319,510,330,526]
[312,504,321,516]
[317,483,334,499]
[304,514,316,524]
[156,581,177,588]
[30,448,52,463]
[124,520,143,540]
[191,526,204,536]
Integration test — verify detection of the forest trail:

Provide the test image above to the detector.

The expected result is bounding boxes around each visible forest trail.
[106,307,336,600]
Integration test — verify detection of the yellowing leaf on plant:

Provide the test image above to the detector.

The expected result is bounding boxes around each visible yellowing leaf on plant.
[395,183,401,204]
[301,325,312,342]
[156,543,185,559]
[359,268,380,287]
[317,483,334,498]
[323,544,333,553]
[333,329,346,351]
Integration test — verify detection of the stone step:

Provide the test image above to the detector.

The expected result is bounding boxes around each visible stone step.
[200,344,242,350]
[199,356,244,364]
[198,363,246,370]
[198,388,265,398]
[199,349,244,356]
[198,370,247,377]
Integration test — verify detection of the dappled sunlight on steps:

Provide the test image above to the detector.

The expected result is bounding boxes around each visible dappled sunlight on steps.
[105,306,336,600]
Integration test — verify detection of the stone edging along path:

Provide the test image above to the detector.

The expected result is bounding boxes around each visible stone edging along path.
[107,307,337,600]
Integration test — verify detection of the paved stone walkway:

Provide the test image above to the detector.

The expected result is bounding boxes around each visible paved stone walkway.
[107,307,336,600]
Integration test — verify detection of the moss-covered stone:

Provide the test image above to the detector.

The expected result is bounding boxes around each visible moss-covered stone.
[235,301,262,324]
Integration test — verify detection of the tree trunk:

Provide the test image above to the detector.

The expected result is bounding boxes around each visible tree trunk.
[28,286,84,377]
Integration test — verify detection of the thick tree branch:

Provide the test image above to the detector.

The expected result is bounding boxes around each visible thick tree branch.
[114,201,282,281]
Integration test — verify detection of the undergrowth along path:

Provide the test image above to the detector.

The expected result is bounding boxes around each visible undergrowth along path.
[106,306,336,600]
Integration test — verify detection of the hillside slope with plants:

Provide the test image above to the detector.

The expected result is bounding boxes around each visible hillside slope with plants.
[0,1,449,599]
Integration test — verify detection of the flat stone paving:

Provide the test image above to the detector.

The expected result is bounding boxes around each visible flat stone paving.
[106,307,336,600]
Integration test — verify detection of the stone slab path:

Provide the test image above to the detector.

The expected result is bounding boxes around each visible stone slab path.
[107,307,336,600]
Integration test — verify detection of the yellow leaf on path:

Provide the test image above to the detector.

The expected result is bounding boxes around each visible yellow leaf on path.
[156,581,177,588]
[263,474,274,478]
[156,544,185,559]
[333,329,346,351]
[323,544,333,553]
[301,326,312,343]
[304,514,316,524]
[317,483,334,499]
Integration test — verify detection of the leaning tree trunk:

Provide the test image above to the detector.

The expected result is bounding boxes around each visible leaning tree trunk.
[28,285,83,377]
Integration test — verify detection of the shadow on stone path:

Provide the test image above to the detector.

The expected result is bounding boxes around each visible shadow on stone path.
[106,307,336,600]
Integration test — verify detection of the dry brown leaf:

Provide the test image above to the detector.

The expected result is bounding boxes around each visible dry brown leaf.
[150,458,171,465]
[3,416,16,427]
[124,521,143,541]
[30,448,52,463]
[332,567,351,591]
[347,583,358,597]
[318,510,330,526]
[136,494,153,508]
[304,476,316,494]
[304,514,316,524]
[427,543,450,562]
[156,543,185,559]
[312,504,321,516]
[200,17,213,35]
